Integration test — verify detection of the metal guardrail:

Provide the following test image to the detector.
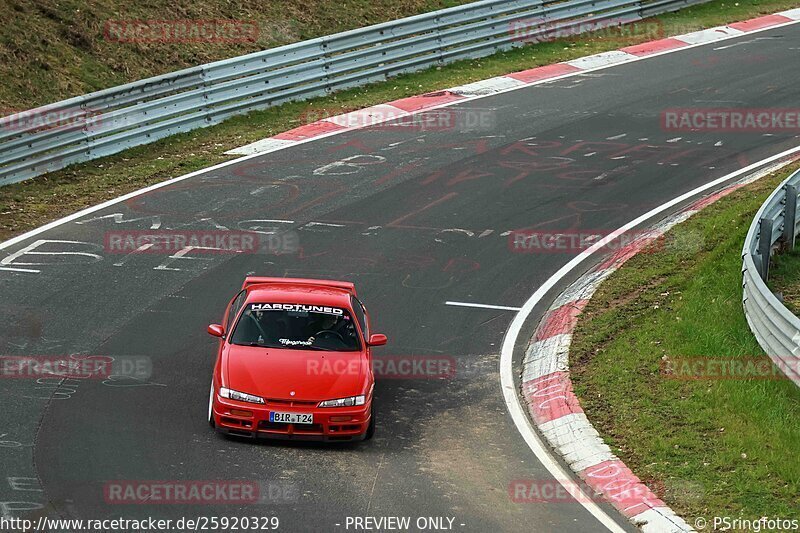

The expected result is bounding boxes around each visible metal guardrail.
[742,168,800,386]
[0,0,708,186]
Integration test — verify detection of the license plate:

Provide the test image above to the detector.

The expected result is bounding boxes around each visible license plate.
[269,411,313,424]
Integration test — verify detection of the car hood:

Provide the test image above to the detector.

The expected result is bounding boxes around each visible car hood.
[224,345,368,402]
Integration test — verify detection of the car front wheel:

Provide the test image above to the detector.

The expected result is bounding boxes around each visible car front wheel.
[364,408,375,440]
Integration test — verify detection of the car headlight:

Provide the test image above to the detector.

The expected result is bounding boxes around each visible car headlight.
[219,387,265,404]
[318,395,366,408]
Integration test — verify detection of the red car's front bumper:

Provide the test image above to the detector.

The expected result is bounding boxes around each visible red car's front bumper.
[213,395,371,442]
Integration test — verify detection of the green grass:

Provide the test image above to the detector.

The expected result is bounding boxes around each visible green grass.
[0,0,475,109]
[569,164,800,519]
[1,0,799,242]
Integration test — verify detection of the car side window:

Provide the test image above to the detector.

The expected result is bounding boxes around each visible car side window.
[351,296,369,339]
[226,290,247,333]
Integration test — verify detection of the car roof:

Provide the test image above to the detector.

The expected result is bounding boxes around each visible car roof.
[244,283,353,308]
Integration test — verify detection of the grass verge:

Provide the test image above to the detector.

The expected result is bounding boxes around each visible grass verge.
[0,0,475,109]
[768,248,800,316]
[2,0,800,242]
[569,163,800,519]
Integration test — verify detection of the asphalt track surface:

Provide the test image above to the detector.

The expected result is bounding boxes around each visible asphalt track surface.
[1,24,799,533]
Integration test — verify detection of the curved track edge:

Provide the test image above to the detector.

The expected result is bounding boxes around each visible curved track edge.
[506,151,800,532]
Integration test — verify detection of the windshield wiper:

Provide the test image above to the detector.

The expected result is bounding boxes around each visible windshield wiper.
[236,341,340,351]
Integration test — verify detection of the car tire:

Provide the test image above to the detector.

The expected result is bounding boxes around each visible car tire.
[208,381,216,428]
[364,408,375,440]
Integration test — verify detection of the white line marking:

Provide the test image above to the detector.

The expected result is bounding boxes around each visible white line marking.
[445,301,521,311]
[714,36,776,50]
[303,222,345,228]
[112,243,155,267]
[0,266,40,273]
[500,144,800,532]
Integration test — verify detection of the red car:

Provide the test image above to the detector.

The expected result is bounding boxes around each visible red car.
[207,277,386,441]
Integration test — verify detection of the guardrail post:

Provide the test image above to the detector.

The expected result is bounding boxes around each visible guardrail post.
[434,14,444,65]
[785,184,798,250]
[758,217,773,280]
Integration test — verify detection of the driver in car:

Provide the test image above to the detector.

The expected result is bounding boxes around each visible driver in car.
[307,313,340,344]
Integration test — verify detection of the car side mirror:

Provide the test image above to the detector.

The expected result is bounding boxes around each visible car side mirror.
[207,324,225,338]
[368,333,387,346]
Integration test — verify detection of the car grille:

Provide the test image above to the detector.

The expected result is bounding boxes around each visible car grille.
[264,398,318,407]
[258,420,324,434]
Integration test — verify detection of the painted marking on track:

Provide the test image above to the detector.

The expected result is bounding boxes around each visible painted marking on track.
[387,192,457,226]
[445,301,522,312]
[302,222,345,228]
[112,243,155,267]
[251,219,294,224]
[714,36,780,50]
[361,225,381,236]
[154,246,237,271]
[0,434,30,448]
[75,213,162,229]
[0,240,102,273]
[313,154,386,176]
[0,267,40,273]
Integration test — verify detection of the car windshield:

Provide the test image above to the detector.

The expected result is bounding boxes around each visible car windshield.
[230,303,361,352]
